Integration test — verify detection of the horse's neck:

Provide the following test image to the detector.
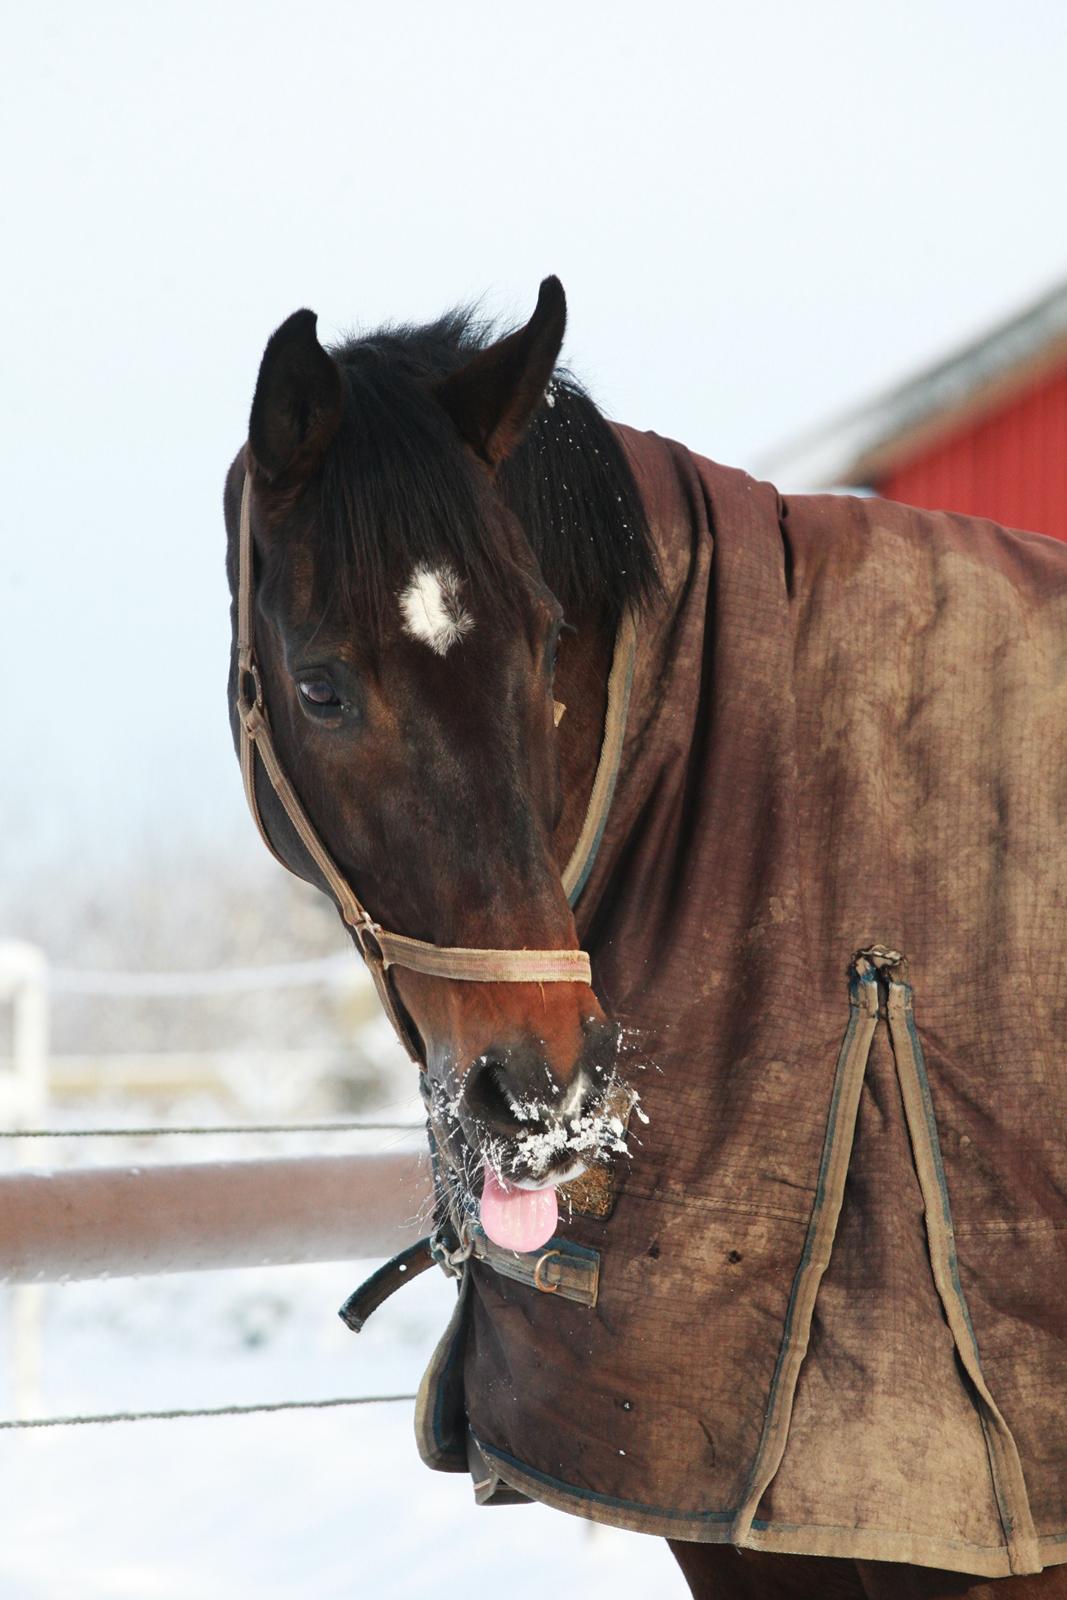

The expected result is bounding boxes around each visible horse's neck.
[551,618,614,876]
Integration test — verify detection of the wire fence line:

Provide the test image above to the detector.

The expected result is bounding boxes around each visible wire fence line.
[0,1121,424,1139]
[0,1394,418,1430]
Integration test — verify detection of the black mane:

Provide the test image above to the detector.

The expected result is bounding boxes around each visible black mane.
[316,307,658,634]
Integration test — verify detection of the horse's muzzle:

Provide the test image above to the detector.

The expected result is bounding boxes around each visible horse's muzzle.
[458,1017,621,1184]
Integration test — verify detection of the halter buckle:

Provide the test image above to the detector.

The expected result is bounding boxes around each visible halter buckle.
[430,1219,473,1279]
[354,916,386,966]
[237,650,265,726]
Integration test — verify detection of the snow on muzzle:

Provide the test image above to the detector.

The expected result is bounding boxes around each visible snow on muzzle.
[475,1071,634,1251]
[426,1019,642,1251]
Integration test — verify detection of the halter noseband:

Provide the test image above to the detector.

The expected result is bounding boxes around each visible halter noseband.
[236,468,632,1063]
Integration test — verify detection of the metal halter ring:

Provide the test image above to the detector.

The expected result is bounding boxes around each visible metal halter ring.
[533,1248,562,1294]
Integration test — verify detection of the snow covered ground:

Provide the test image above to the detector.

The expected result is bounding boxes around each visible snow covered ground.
[0,1124,684,1598]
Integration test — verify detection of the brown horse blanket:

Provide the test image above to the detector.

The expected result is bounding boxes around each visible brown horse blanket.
[413,428,1067,1580]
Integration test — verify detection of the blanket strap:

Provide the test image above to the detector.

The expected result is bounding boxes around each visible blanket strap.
[469,1230,600,1305]
[730,951,881,1546]
[338,1239,437,1333]
[731,947,1041,1577]
[881,954,1040,1576]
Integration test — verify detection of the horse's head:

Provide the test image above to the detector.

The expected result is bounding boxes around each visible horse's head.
[225,280,639,1206]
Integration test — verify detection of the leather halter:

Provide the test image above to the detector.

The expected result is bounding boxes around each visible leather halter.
[236,468,635,1062]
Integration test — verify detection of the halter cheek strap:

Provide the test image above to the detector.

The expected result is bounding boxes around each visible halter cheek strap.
[236,469,635,1061]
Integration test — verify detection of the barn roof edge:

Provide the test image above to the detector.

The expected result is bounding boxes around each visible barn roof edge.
[761,275,1067,490]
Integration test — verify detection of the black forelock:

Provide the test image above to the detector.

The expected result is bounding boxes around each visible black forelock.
[315,306,658,637]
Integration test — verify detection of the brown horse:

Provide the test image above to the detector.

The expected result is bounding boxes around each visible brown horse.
[225,281,1067,1599]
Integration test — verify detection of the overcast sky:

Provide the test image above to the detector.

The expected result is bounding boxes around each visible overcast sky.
[4,0,1067,896]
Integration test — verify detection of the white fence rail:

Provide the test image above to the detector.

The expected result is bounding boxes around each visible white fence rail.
[47,951,360,996]
[1,942,376,1118]
[0,941,48,1131]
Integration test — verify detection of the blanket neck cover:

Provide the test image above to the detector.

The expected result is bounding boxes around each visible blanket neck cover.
[411,427,1067,1582]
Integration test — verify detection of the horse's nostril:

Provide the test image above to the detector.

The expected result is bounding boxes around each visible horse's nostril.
[463,1055,536,1134]
[462,1044,594,1136]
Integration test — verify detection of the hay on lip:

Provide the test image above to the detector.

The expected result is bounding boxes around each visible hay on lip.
[558,1162,615,1220]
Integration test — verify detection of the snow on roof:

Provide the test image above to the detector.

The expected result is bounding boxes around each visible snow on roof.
[761,275,1067,490]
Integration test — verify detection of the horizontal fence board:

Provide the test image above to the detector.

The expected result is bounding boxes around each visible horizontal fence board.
[0,1152,432,1283]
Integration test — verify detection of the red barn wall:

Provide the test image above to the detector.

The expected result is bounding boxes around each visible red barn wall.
[878,360,1067,543]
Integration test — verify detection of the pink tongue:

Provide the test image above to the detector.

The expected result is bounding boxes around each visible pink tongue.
[480,1168,558,1252]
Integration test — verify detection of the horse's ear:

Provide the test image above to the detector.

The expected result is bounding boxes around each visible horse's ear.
[248,310,344,485]
[436,276,566,467]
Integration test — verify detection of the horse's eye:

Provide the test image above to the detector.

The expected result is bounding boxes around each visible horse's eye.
[546,622,563,677]
[546,618,571,678]
[298,678,341,709]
